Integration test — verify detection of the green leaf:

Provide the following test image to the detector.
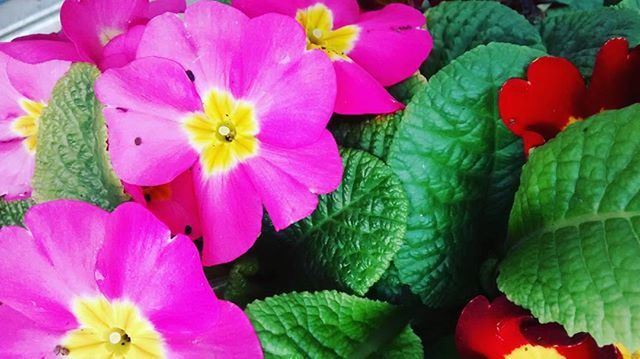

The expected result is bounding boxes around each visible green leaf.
[284,148,408,295]
[388,43,542,307]
[32,63,128,211]
[421,1,544,77]
[615,0,640,11]
[498,105,640,350]
[246,291,423,358]
[387,73,427,104]
[0,199,34,227]
[555,0,603,9]
[540,8,640,76]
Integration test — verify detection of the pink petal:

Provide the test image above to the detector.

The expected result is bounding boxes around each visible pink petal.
[104,109,197,186]
[333,59,403,114]
[309,0,361,27]
[0,200,108,329]
[0,304,66,358]
[145,0,186,18]
[237,14,336,147]
[0,53,23,129]
[165,300,263,358]
[60,0,148,63]
[7,58,70,103]
[0,141,34,200]
[96,203,216,333]
[260,130,343,195]
[245,156,318,231]
[349,3,432,86]
[98,24,145,70]
[194,165,263,266]
[0,36,82,64]
[138,3,248,97]
[233,0,360,27]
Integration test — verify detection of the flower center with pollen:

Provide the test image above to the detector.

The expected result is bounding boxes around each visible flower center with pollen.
[506,345,565,359]
[60,296,165,358]
[183,90,259,176]
[12,99,45,154]
[295,3,360,61]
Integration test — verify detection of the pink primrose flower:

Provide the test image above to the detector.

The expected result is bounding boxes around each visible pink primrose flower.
[95,1,343,265]
[233,0,433,115]
[0,200,262,357]
[0,53,70,200]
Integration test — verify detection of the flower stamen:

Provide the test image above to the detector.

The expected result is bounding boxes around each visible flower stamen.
[296,3,360,61]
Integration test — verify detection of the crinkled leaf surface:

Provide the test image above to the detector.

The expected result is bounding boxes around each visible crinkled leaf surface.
[388,43,542,307]
[421,1,544,77]
[498,105,640,351]
[616,0,640,11]
[32,63,127,211]
[540,8,640,76]
[0,199,33,227]
[284,149,408,295]
[246,291,423,358]
[555,0,603,9]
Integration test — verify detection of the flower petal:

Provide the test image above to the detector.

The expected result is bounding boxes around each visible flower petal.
[498,56,587,153]
[164,300,263,359]
[585,37,640,115]
[145,0,186,17]
[0,53,23,127]
[236,14,336,147]
[194,165,263,266]
[7,58,70,103]
[60,0,147,63]
[233,0,360,27]
[0,140,34,200]
[245,156,319,231]
[96,203,217,333]
[99,24,145,70]
[349,3,432,86]
[104,109,197,185]
[0,34,82,64]
[260,130,343,195]
[0,304,66,358]
[333,59,403,114]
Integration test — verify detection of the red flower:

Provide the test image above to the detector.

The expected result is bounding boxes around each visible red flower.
[499,38,640,154]
[455,296,621,359]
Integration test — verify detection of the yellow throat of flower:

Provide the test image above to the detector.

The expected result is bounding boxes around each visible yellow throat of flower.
[183,90,259,176]
[12,99,45,154]
[505,344,565,359]
[295,3,360,61]
[60,296,165,358]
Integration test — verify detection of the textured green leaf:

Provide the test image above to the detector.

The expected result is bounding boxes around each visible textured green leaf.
[498,105,640,350]
[387,73,427,104]
[388,43,542,307]
[32,63,127,211]
[0,199,33,227]
[555,0,603,8]
[246,291,423,358]
[421,1,544,77]
[615,0,640,11]
[284,148,408,295]
[540,8,640,76]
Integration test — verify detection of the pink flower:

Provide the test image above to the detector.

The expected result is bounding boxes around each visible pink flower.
[233,0,433,115]
[95,1,343,265]
[0,53,70,200]
[0,200,262,357]
[124,170,203,240]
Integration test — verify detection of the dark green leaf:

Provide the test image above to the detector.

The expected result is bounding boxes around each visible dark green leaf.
[0,199,34,227]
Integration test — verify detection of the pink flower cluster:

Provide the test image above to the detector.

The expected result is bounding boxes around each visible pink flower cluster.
[0,0,431,356]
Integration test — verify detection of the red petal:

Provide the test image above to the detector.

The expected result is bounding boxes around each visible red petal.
[585,37,640,115]
[499,56,587,154]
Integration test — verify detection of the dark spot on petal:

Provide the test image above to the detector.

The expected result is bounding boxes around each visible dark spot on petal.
[194,238,204,254]
[184,225,193,235]
[396,25,412,31]
[54,345,70,356]
[125,334,131,342]
[144,194,152,203]
[186,70,196,82]
[134,137,142,146]
[116,107,129,113]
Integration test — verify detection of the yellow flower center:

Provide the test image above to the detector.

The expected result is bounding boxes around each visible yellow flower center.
[60,296,165,358]
[295,3,360,61]
[183,90,259,176]
[12,99,45,154]
[617,343,640,359]
[505,344,565,359]
[100,28,124,46]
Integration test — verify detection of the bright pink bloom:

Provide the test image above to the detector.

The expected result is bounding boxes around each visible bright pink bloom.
[95,1,343,265]
[0,53,70,200]
[124,170,203,240]
[233,0,433,115]
[58,0,185,69]
[0,33,83,64]
[0,200,262,357]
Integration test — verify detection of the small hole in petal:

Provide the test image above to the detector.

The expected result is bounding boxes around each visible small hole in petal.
[186,70,196,82]
[134,137,142,146]
[185,225,193,235]
[116,107,129,113]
